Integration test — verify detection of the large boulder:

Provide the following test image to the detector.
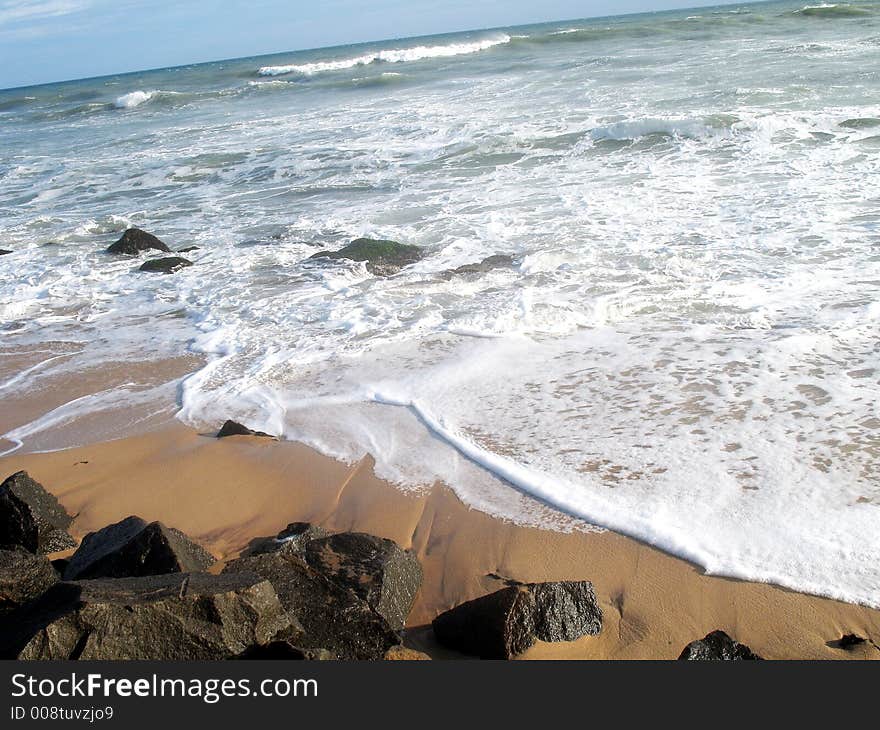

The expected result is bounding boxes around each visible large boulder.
[216,420,274,439]
[309,238,424,276]
[5,572,291,660]
[0,548,59,616]
[223,551,401,660]
[305,533,421,632]
[138,257,192,274]
[241,523,328,558]
[678,630,763,661]
[432,581,602,659]
[63,516,215,581]
[0,472,75,554]
[107,228,171,255]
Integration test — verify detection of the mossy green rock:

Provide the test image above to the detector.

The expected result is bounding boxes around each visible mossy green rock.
[310,238,423,276]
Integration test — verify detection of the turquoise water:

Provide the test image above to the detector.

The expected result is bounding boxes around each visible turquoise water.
[1,1,880,605]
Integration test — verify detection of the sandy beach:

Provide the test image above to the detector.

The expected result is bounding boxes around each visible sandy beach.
[2,423,877,660]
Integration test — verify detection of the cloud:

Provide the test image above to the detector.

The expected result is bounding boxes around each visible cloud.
[0,0,91,27]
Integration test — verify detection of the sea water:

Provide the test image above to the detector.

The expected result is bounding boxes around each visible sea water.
[1,1,879,605]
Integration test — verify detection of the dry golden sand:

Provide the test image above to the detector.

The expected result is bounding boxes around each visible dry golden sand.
[1,425,878,660]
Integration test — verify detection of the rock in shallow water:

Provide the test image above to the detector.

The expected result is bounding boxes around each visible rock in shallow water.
[305,532,422,632]
[0,471,75,555]
[223,551,401,660]
[0,548,59,616]
[216,420,274,439]
[107,228,171,255]
[432,580,603,659]
[63,515,215,581]
[0,249,11,255]
[446,254,515,276]
[678,630,763,660]
[138,256,192,274]
[309,237,424,276]
[5,572,291,660]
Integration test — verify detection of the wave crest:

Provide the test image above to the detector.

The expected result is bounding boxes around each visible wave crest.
[258,35,511,77]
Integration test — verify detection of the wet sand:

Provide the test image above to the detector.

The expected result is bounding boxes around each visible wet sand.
[2,424,878,660]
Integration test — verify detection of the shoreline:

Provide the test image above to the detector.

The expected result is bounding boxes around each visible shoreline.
[2,423,878,659]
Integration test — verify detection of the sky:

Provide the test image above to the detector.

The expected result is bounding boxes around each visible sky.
[0,0,758,89]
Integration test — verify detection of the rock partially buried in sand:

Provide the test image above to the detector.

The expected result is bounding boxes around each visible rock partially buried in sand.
[0,472,76,555]
[223,551,401,660]
[216,420,275,439]
[106,228,171,255]
[836,633,867,650]
[62,515,215,581]
[7,573,291,660]
[305,532,422,632]
[0,548,59,616]
[432,581,603,659]
[242,522,329,558]
[138,256,193,274]
[309,237,424,276]
[678,630,763,661]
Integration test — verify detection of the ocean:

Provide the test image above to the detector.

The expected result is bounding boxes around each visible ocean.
[1,1,879,606]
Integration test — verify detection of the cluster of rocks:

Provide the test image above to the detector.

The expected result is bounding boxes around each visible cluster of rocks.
[106,228,195,275]
[2,469,833,661]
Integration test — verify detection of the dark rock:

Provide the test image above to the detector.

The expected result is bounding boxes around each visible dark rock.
[5,572,291,660]
[678,630,763,661]
[177,246,200,253]
[838,633,867,650]
[0,249,11,255]
[309,237,424,276]
[107,228,171,255]
[0,548,59,615]
[241,523,328,558]
[223,551,401,660]
[63,516,215,581]
[840,118,880,130]
[432,581,602,659]
[447,254,515,276]
[235,641,335,660]
[138,256,193,274]
[305,532,421,632]
[0,472,75,554]
[216,420,274,439]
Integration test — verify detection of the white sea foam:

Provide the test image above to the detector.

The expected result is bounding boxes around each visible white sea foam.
[114,90,157,109]
[258,35,511,76]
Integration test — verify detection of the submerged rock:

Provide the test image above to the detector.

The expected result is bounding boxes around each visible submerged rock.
[138,256,192,274]
[223,551,401,660]
[107,228,171,255]
[63,516,215,581]
[177,246,200,253]
[678,630,763,661]
[216,420,274,439]
[7,572,291,660]
[0,472,75,554]
[305,532,422,632]
[432,580,602,659]
[309,237,424,276]
[242,523,329,558]
[447,254,515,276]
[0,548,59,616]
